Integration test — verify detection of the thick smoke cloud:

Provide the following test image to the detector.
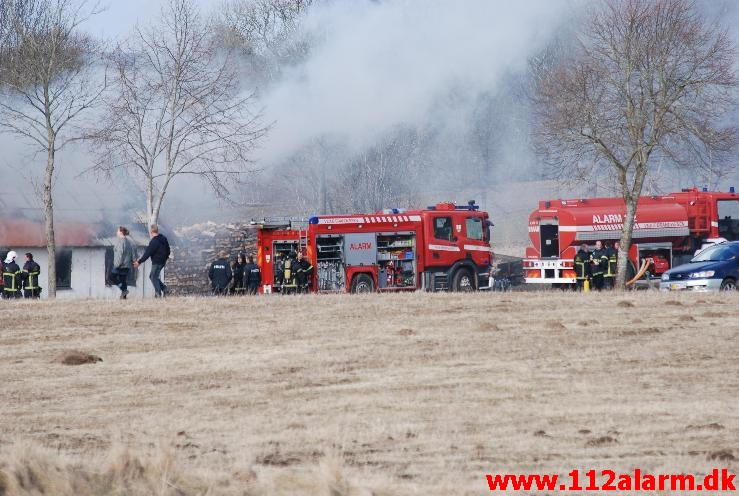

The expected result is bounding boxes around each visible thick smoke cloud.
[257,0,570,164]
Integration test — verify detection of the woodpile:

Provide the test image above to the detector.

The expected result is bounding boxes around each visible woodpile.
[167,221,258,295]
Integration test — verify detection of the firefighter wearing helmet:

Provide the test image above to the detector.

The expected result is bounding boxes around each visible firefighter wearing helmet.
[2,251,22,298]
[573,244,590,290]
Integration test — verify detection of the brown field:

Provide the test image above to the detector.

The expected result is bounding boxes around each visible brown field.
[0,291,737,495]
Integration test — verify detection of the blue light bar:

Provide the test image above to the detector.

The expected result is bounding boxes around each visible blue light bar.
[309,216,319,224]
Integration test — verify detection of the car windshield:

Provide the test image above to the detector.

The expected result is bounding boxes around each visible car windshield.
[691,244,738,262]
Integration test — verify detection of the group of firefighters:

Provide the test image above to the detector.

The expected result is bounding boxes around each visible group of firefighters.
[1,251,42,299]
[573,240,621,290]
[273,251,313,294]
[207,250,313,295]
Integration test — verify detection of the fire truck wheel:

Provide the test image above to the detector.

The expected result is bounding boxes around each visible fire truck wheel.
[720,278,737,291]
[452,268,475,292]
[350,273,375,294]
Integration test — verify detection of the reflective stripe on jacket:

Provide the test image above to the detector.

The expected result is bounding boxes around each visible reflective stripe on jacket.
[23,261,41,289]
[3,262,22,291]
[574,252,589,280]
[605,249,617,277]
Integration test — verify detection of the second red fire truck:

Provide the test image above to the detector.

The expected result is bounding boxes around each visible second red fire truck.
[255,201,493,293]
[524,188,739,287]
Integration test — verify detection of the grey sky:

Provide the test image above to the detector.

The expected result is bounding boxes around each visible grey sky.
[82,0,219,40]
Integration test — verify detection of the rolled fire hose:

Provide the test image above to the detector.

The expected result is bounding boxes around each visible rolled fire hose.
[626,258,652,287]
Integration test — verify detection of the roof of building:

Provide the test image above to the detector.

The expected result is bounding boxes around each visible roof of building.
[0,219,148,248]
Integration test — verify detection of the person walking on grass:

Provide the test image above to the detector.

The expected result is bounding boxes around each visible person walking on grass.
[113,226,136,299]
[134,224,171,298]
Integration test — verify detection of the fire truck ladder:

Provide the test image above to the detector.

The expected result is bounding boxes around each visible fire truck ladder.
[299,227,308,252]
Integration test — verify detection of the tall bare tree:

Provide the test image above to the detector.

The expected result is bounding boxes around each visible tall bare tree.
[532,0,737,288]
[0,0,104,298]
[89,0,268,226]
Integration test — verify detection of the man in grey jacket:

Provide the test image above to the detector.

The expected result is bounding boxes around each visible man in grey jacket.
[113,226,136,299]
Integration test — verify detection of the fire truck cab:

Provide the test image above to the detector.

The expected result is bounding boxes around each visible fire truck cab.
[524,188,739,286]
[256,201,493,293]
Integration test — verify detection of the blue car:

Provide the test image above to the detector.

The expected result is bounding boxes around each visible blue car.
[661,241,739,291]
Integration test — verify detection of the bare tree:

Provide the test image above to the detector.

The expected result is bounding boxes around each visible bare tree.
[89,0,268,226]
[0,0,104,298]
[532,0,737,288]
[338,127,423,213]
[215,0,315,82]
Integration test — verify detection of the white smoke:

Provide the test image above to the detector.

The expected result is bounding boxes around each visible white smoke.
[256,0,572,164]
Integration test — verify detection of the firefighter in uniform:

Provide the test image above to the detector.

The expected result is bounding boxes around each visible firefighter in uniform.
[590,240,608,291]
[22,252,41,298]
[208,251,233,296]
[243,255,261,295]
[3,251,22,299]
[603,241,618,290]
[294,252,313,294]
[573,244,590,291]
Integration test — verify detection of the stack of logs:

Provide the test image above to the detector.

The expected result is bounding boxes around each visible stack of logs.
[167,221,258,295]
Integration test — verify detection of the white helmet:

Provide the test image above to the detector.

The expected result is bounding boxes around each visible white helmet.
[4,250,17,264]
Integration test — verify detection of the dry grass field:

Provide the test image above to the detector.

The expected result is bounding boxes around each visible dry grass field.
[0,291,737,495]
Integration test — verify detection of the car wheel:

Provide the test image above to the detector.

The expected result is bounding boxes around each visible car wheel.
[452,268,475,292]
[720,278,737,291]
[350,273,375,294]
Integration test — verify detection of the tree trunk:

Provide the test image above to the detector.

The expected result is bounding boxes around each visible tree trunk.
[615,196,637,290]
[146,177,154,227]
[480,158,490,211]
[44,146,57,298]
[320,161,327,215]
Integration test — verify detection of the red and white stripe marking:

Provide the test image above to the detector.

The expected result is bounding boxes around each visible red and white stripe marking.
[316,214,423,225]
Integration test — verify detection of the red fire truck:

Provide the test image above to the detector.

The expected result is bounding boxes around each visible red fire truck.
[524,188,739,286]
[255,201,492,293]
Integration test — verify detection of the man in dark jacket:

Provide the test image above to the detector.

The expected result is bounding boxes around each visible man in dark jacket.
[590,240,608,291]
[209,251,232,295]
[603,241,618,290]
[134,224,171,297]
[294,252,313,293]
[231,253,246,295]
[243,255,261,295]
[3,251,22,299]
[22,253,41,298]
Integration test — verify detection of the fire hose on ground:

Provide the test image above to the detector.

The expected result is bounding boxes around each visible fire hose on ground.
[583,257,653,290]
[626,257,653,287]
